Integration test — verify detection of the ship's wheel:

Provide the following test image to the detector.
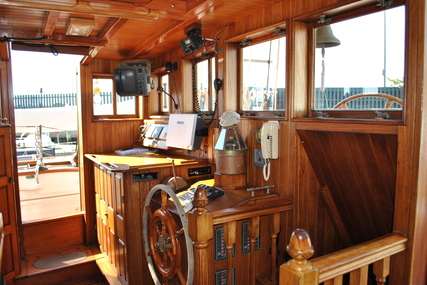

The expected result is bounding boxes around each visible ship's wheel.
[142,184,194,285]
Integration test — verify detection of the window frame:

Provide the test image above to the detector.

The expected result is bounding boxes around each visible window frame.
[307,2,406,121]
[239,36,287,117]
[224,21,287,118]
[194,56,217,115]
[91,73,140,120]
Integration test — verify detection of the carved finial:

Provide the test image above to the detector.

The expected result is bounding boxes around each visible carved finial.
[286,229,315,272]
[192,187,210,214]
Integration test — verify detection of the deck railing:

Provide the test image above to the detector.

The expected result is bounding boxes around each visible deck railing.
[279,229,407,285]
[13,92,134,109]
[14,87,403,110]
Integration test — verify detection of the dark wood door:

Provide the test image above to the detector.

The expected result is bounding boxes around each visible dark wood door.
[0,124,21,281]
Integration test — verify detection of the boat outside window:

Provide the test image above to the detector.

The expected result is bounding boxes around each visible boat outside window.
[12,50,82,222]
[313,5,405,114]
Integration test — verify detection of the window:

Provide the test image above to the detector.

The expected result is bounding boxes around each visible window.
[195,57,216,114]
[241,37,286,112]
[313,6,405,115]
[160,74,170,112]
[92,74,138,118]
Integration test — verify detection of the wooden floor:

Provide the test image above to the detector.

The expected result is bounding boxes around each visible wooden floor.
[14,244,115,285]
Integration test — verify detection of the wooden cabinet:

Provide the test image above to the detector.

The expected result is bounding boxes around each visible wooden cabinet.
[89,153,215,284]
[0,125,21,282]
[89,152,293,284]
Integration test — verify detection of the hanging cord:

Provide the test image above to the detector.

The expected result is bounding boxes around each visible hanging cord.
[192,54,219,126]
[2,37,58,56]
[204,83,219,126]
[263,158,271,181]
[192,54,203,117]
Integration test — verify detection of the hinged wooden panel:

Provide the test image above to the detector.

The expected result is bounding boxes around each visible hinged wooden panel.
[0,125,20,280]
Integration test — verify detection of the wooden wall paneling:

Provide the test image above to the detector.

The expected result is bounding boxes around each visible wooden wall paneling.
[408,0,427,279]
[148,72,160,116]
[181,55,194,113]
[1,50,21,280]
[223,42,239,114]
[290,0,360,19]
[296,130,397,245]
[79,59,144,245]
[288,20,309,118]
[242,119,261,187]
[21,215,85,255]
[230,1,289,38]
[390,0,427,283]
[123,171,145,284]
[0,125,21,281]
[291,126,343,258]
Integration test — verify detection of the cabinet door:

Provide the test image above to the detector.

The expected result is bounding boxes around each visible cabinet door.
[113,172,128,284]
[94,165,116,268]
[0,125,20,280]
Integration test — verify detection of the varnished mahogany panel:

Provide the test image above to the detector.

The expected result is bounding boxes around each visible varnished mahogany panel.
[297,130,397,245]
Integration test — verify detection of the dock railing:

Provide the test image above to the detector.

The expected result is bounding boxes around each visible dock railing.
[279,229,407,285]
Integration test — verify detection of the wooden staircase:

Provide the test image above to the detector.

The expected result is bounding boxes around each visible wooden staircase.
[14,245,110,285]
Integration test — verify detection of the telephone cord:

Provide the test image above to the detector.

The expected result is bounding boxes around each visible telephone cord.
[263,158,270,181]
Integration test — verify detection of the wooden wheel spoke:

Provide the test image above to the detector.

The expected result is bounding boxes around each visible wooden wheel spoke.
[176,228,185,238]
[143,184,194,284]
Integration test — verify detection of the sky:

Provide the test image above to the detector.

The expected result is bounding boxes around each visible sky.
[10,5,405,95]
[315,6,405,88]
[11,50,82,95]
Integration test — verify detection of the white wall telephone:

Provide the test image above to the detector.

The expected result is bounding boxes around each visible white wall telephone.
[260,121,279,181]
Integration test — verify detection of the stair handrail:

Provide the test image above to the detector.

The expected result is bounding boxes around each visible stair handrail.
[279,229,407,284]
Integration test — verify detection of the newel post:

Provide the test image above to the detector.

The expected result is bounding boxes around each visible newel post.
[279,229,319,285]
[187,187,214,285]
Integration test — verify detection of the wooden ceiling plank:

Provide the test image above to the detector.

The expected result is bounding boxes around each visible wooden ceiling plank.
[125,20,185,59]
[143,0,186,14]
[0,0,160,21]
[97,18,128,42]
[43,11,61,37]
[125,0,229,59]
[133,0,152,6]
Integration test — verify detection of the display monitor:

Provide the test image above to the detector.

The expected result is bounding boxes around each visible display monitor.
[114,61,151,96]
[166,114,204,150]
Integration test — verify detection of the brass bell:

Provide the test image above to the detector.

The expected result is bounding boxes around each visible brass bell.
[316,25,341,48]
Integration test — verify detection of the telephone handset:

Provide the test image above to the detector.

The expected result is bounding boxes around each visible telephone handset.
[260,121,279,181]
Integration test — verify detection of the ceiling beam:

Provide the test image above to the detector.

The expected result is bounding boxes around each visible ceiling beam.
[0,0,160,21]
[81,46,102,65]
[81,18,128,65]
[126,0,227,59]
[43,11,61,37]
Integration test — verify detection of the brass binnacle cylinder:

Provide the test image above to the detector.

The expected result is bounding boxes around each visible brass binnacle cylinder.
[215,149,247,175]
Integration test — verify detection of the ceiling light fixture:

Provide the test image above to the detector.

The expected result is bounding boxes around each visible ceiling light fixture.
[66,18,95,37]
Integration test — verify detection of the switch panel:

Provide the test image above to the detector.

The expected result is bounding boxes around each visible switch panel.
[242,221,260,254]
[215,267,235,285]
[214,227,227,261]
[188,166,212,177]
